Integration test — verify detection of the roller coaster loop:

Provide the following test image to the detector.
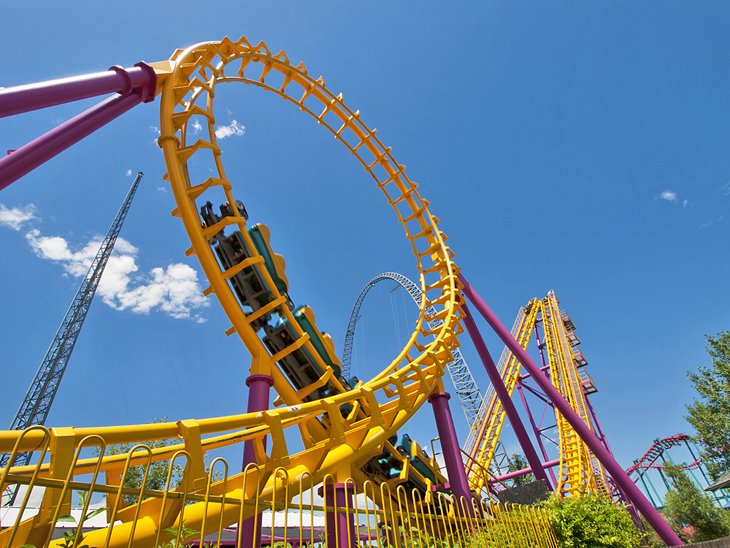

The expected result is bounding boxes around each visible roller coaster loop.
[0,36,683,547]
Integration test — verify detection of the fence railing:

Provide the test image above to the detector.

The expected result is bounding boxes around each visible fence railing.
[0,431,558,547]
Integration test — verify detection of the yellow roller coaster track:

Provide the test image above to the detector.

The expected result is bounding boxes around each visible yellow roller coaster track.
[465,291,610,498]
[0,36,464,547]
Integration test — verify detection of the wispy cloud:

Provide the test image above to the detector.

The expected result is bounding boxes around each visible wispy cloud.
[150,125,160,146]
[191,119,202,134]
[125,169,133,177]
[700,215,724,230]
[682,199,689,208]
[215,119,246,139]
[24,229,208,322]
[722,181,730,196]
[0,203,36,230]
[156,186,168,193]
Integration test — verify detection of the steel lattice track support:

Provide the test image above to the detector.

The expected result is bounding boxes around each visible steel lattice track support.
[342,272,512,482]
[342,272,483,425]
[0,173,143,504]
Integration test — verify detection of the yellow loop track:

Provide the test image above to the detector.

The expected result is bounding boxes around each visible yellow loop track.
[0,36,463,547]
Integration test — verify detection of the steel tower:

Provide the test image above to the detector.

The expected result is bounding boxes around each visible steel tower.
[343,272,484,423]
[0,172,143,486]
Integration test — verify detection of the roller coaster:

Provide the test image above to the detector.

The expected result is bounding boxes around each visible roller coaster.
[0,37,683,546]
[628,434,730,510]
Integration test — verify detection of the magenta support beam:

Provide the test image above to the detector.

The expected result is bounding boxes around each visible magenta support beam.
[428,391,473,504]
[1,94,139,191]
[0,63,156,118]
[458,274,684,547]
[461,304,552,489]
[490,459,560,484]
[320,482,356,548]
[0,63,156,192]
[242,374,274,467]
[240,374,274,548]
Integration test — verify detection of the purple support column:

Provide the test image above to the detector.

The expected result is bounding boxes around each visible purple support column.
[240,374,274,548]
[461,304,552,488]
[458,274,684,547]
[0,63,156,191]
[428,391,473,505]
[0,63,156,118]
[320,482,356,548]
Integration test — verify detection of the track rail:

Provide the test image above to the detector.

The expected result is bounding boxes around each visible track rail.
[342,271,482,426]
[465,291,610,497]
[0,36,463,547]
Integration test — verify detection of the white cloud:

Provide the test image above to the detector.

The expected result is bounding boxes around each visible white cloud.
[23,228,208,322]
[156,186,168,193]
[215,119,246,139]
[150,126,160,146]
[701,215,724,230]
[682,199,689,208]
[191,119,202,134]
[659,190,678,203]
[125,169,133,177]
[0,203,36,230]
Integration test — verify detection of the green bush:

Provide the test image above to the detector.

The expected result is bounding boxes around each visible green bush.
[543,494,644,548]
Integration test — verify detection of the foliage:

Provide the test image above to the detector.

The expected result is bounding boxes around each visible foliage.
[99,418,184,505]
[662,461,730,543]
[401,529,451,547]
[104,439,184,505]
[686,331,730,481]
[507,453,534,487]
[157,521,223,548]
[54,491,106,548]
[542,494,644,548]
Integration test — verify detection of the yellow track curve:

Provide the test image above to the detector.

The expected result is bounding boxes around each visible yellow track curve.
[0,36,463,547]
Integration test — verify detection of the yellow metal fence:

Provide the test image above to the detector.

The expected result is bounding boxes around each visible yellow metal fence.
[0,432,558,547]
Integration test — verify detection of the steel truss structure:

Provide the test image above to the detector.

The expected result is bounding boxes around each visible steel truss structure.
[343,272,483,425]
[343,272,511,479]
[0,172,142,503]
[465,290,612,498]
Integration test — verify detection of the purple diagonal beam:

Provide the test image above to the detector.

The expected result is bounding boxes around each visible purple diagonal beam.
[458,274,683,547]
[0,63,156,191]
[461,302,552,488]
[0,63,156,118]
[1,93,142,191]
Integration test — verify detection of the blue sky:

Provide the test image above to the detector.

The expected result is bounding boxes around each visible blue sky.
[0,1,729,473]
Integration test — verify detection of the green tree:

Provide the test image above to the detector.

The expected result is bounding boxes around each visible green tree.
[104,439,184,505]
[542,494,644,548]
[100,419,184,505]
[507,453,534,487]
[662,462,730,543]
[686,331,730,480]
